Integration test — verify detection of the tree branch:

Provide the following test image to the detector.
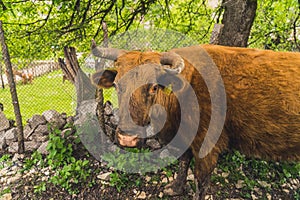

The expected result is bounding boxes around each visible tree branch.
[25,1,53,34]
[62,0,80,30]
[0,0,7,10]
[80,0,92,25]
[293,11,300,51]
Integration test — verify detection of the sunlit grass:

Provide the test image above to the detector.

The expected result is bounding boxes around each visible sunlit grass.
[0,70,76,123]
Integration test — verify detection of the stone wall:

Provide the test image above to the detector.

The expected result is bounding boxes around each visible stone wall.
[0,110,74,154]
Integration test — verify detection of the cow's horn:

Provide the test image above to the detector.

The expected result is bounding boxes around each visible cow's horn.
[160,52,185,74]
[91,39,127,61]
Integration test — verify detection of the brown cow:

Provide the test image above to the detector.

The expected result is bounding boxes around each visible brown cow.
[91,42,300,199]
[6,68,33,84]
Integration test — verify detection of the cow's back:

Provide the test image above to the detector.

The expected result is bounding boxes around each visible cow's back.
[201,44,300,161]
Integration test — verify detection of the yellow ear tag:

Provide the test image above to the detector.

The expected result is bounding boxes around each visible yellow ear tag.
[163,84,172,95]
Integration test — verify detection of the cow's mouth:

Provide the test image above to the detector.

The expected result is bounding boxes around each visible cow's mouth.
[117,132,140,147]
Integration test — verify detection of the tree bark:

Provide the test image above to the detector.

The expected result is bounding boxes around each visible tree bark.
[217,0,257,47]
[58,58,74,83]
[0,63,4,89]
[0,20,25,153]
[58,46,80,84]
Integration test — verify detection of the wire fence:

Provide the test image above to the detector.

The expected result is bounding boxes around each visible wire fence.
[0,60,76,122]
[1,28,199,122]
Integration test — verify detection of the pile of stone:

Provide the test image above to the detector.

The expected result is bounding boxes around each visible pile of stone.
[0,110,74,154]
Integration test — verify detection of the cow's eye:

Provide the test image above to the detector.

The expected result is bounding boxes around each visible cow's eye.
[149,84,159,94]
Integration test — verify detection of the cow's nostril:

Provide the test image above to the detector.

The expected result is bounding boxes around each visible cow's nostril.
[116,131,139,147]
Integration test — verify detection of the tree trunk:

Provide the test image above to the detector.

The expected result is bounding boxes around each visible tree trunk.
[0,63,4,89]
[0,20,25,153]
[58,46,80,84]
[58,58,74,83]
[217,0,257,47]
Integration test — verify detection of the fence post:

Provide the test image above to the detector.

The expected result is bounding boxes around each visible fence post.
[0,20,25,153]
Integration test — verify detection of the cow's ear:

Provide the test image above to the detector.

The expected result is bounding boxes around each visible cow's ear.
[91,69,118,89]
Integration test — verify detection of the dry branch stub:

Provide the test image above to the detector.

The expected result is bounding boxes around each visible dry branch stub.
[58,46,80,84]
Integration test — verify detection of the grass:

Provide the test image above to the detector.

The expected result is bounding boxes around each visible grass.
[103,87,118,107]
[0,70,76,123]
[0,69,118,124]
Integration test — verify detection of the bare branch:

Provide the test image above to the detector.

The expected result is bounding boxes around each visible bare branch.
[293,11,300,51]
[25,1,54,34]
[62,0,80,30]
[0,0,7,10]
[80,0,92,25]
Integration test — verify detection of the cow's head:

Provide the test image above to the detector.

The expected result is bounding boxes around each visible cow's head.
[91,40,188,148]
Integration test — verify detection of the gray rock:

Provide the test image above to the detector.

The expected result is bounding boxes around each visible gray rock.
[0,130,7,149]
[12,153,24,162]
[235,180,244,189]
[158,192,164,198]
[97,172,111,181]
[0,130,5,136]
[37,141,49,155]
[42,110,66,129]
[52,117,66,129]
[7,173,21,184]
[1,193,12,200]
[0,137,8,150]
[258,180,271,188]
[32,135,48,142]
[283,189,290,193]
[74,100,97,126]
[27,114,47,129]
[42,110,61,122]
[136,191,147,199]
[4,128,17,142]
[23,124,33,140]
[205,195,213,200]
[8,142,18,153]
[34,124,49,135]
[25,141,41,152]
[0,112,10,132]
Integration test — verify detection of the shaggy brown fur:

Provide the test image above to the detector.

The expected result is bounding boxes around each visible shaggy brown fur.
[92,45,300,199]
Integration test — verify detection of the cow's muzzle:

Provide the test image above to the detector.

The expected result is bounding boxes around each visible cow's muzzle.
[116,127,147,147]
[117,132,139,147]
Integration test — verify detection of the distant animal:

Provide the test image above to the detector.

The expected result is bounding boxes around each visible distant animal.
[6,68,33,84]
[91,42,300,199]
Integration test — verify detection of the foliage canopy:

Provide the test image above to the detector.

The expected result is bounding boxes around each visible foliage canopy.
[0,0,299,63]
